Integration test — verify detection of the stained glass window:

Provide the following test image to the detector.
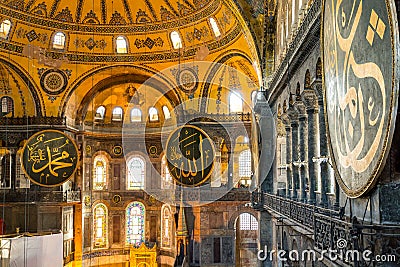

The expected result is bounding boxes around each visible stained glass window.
[126,202,145,246]
[127,157,145,190]
[161,204,171,248]
[93,155,107,190]
[53,32,66,49]
[93,203,108,248]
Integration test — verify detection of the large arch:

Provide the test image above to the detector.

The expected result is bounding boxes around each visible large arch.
[0,57,43,116]
[61,64,181,122]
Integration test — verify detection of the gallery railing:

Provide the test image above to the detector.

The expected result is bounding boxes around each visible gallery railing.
[252,192,400,266]
[0,116,66,126]
[180,112,252,122]
[0,190,81,203]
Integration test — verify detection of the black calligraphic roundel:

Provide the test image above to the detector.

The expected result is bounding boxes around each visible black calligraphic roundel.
[322,0,399,197]
[165,125,215,187]
[21,130,79,187]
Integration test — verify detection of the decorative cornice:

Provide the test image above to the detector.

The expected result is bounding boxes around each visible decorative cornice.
[0,0,219,33]
[266,0,321,105]
[0,23,242,63]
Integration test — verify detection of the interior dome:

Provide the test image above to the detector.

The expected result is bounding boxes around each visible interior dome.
[2,0,211,25]
[0,0,261,127]
[0,0,257,62]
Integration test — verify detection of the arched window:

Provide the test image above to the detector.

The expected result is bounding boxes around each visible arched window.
[1,97,13,115]
[161,204,172,248]
[170,31,182,49]
[162,155,172,189]
[93,203,108,248]
[148,107,159,122]
[0,150,11,188]
[126,202,145,246]
[16,149,29,188]
[239,213,258,230]
[127,157,145,189]
[162,106,171,120]
[116,36,128,53]
[130,108,142,122]
[209,17,221,38]
[0,19,11,39]
[239,149,252,187]
[229,92,243,113]
[95,106,105,120]
[93,155,107,190]
[112,106,123,121]
[53,32,66,49]
[239,149,252,177]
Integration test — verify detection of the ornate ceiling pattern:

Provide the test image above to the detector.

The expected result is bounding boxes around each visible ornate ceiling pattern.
[1,0,211,25]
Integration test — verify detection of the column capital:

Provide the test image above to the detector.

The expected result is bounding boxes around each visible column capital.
[311,79,323,103]
[287,107,299,124]
[301,89,318,112]
[294,101,306,117]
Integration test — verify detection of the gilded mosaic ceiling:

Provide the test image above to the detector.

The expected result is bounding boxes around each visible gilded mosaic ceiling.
[0,0,261,119]
[1,0,210,25]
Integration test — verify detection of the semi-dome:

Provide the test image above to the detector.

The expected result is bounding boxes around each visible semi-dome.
[0,0,258,62]
[0,0,261,130]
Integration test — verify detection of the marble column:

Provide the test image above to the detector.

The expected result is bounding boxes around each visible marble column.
[302,90,318,204]
[287,104,299,201]
[291,120,299,200]
[314,80,328,206]
[284,124,293,199]
[227,141,234,188]
[298,115,308,202]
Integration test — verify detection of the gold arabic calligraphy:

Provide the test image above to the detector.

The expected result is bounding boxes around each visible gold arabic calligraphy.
[24,131,78,185]
[166,126,214,187]
[328,0,387,174]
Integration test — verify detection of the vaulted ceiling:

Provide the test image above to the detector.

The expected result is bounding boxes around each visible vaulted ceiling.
[0,0,263,125]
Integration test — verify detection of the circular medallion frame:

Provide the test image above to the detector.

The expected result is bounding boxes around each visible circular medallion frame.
[21,130,79,187]
[165,124,215,187]
[113,145,123,156]
[322,0,399,197]
[176,68,199,94]
[40,69,68,95]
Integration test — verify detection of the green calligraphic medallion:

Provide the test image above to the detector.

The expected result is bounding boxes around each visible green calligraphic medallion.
[322,0,399,197]
[21,130,79,187]
[165,125,215,187]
